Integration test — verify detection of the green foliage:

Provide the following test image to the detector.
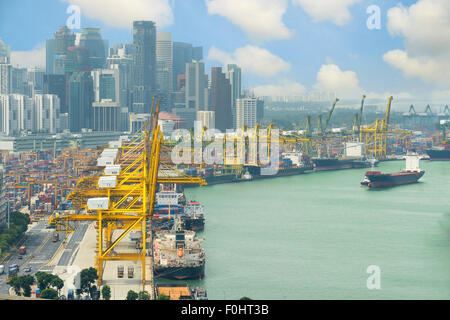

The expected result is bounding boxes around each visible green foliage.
[138,290,150,300]
[9,275,34,297]
[240,296,252,300]
[79,267,98,297]
[41,288,58,300]
[126,290,138,300]
[101,285,111,300]
[156,293,170,300]
[35,271,64,293]
[0,211,29,254]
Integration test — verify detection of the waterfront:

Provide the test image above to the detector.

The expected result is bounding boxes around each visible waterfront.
[182,161,450,299]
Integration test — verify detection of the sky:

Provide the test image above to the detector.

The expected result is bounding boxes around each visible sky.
[1,0,450,105]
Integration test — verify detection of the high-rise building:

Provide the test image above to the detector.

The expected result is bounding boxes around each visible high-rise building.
[226,64,241,127]
[211,67,232,131]
[68,71,94,132]
[257,99,264,123]
[132,21,157,113]
[0,38,11,64]
[236,97,259,129]
[108,51,133,110]
[27,67,45,94]
[91,69,120,103]
[185,60,206,110]
[197,110,215,129]
[11,67,33,97]
[0,94,34,135]
[79,27,108,69]
[0,62,11,94]
[46,26,76,74]
[156,32,173,93]
[43,74,67,113]
[91,69,121,132]
[172,42,202,91]
[34,94,60,133]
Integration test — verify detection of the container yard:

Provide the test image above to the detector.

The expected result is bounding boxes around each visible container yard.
[0,96,448,302]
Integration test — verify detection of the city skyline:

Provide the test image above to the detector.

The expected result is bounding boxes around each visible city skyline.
[3,0,449,102]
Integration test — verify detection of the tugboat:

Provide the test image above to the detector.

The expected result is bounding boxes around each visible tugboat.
[361,152,424,188]
[183,201,205,231]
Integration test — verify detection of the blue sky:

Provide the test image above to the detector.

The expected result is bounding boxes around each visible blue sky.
[0,0,448,102]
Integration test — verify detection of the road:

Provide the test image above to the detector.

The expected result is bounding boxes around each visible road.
[0,221,61,294]
[56,223,89,266]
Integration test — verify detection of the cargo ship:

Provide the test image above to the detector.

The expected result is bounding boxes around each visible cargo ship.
[153,219,205,280]
[361,153,424,188]
[425,146,450,161]
[245,152,314,179]
[151,190,204,232]
[312,157,376,171]
[183,201,205,231]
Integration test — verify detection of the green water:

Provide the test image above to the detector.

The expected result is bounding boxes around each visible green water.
[181,161,450,299]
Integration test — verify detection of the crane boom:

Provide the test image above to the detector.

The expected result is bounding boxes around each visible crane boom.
[357,95,366,133]
[324,98,339,132]
[384,96,393,130]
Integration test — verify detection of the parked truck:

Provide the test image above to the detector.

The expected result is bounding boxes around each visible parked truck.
[0,265,4,275]
[19,246,26,255]
[127,266,134,279]
[52,233,59,242]
[117,265,124,278]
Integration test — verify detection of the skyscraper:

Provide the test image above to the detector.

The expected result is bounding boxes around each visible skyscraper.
[185,60,205,110]
[0,94,34,135]
[46,26,76,74]
[43,74,67,112]
[0,38,10,63]
[0,62,11,95]
[132,21,157,114]
[68,71,94,132]
[236,97,258,129]
[34,94,60,133]
[172,42,203,91]
[107,52,133,110]
[211,67,232,131]
[226,64,241,128]
[156,32,173,111]
[79,27,108,69]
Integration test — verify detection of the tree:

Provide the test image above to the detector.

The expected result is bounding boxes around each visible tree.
[101,285,111,300]
[9,275,34,297]
[126,290,138,300]
[20,275,35,297]
[79,267,98,298]
[41,288,58,300]
[240,296,252,300]
[138,291,150,300]
[50,275,64,294]
[35,271,53,291]
[9,276,22,296]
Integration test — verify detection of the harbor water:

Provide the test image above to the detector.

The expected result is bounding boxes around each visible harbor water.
[180,161,450,299]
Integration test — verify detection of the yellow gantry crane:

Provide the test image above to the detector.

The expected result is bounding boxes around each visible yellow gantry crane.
[49,96,206,289]
[360,96,412,158]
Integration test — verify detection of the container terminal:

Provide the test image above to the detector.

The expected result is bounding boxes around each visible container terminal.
[0,96,449,299]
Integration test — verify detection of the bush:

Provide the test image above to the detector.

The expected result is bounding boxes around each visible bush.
[101,285,111,300]
[126,290,138,300]
[138,291,150,300]
[41,288,59,300]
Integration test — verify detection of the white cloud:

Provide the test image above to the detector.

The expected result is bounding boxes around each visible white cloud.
[314,64,361,99]
[207,45,291,77]
[205,0,292,40]
[292,0,361,26]
[252,79,306,97]
[63,0,174,29]
[11,45,46,69]
[384,0,450,86]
